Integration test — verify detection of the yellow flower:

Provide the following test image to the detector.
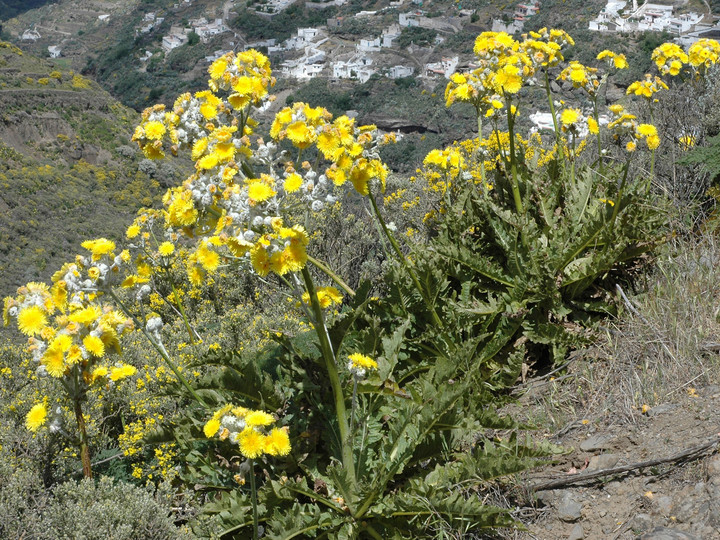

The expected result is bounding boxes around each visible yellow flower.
[84,334,105,357]
[199,102,218,120]
[126,224,141,239]
[69,306,101,326]
[26,403,47,432]
[158,242,175,256]
[286,121,315,148]
[587,117,599,135]
[637,124,657,137]
[191,137,209,160]
[109,364,137,381]
[204,418,220,438]
[247,181,276,204]
[43,346,66,377]
[646,134,660,150]
[81,238,116,261]
[238,428,265,459]
[17,306,47,336]
[91,366,108,382]
[208,57,228,80]
[560,108,581,126]
[264,427,291,456]
[245,410,275,427]
[284,173,303,193]
[144,121,166,141]
[196,243,220,272]
[348,353,378,371]
[626,140,637,152]
[250,244,271,277]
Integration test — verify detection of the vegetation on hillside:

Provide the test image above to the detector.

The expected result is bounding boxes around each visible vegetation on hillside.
[1,29,720,539]
[0,44,171,298]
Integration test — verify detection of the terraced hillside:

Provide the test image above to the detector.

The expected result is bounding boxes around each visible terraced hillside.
[0,42,176,297]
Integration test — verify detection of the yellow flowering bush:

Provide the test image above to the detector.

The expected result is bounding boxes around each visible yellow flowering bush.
[2,29,718,539]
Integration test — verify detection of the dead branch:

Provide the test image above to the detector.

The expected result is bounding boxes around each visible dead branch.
[530,434,720,492]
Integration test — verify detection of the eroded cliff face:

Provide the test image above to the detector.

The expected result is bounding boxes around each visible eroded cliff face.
[0,107,114,165]
[0,42,165,297]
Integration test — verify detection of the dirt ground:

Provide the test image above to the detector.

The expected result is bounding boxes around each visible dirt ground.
[507,353,720,540]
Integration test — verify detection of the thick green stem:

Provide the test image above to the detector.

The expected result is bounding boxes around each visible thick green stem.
[249,459,259,540]
[307,255,355,297]
[368,193,443,328]
[171,283,196,344]
[73,399,92,478]
[300,267,356,486]
[476,109,487,187]
[108,289,207,407]
[608,157,633,236]
[365,524,384,540]
[505,102,524,215]
[593,100,604,174]
[544,70,564,160]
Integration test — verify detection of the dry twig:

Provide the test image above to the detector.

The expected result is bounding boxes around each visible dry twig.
[530,434,720,492]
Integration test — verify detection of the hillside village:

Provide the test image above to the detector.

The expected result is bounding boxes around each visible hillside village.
[3,0,720,138]
[8,0,720,90]
[589,0,720,44]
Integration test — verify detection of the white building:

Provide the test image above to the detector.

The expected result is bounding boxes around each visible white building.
[399,12,420,27]
[357,37,382,52]
[48,46,62,58]
[492,19,523,33]
[332,57,376,83]
[424,56,458,79]
[382,24,401,47]
[285,27,321,50]
[162,33,188,52]
[205,49,232,62]
[21,29,41,41]
[194,18,229,43]
[387,65,414,78]
[98,14,110,23]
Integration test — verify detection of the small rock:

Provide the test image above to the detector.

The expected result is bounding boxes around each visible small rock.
[654,495,673,515]
[587,453,620,471]
[630,513,654,532]
[568,523,584,540]
[638,527,701,540]
[580,434,613,452]
[647,404,677,417]
[556,492,583,522]
[707,456,720,477]
[535,490,556,506]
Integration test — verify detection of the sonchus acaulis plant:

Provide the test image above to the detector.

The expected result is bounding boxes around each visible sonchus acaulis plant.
[3,30,718,539]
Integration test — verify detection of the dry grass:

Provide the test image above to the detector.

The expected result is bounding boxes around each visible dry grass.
[507,230,720,432]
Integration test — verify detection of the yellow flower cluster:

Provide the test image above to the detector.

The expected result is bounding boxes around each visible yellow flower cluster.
[651,42,688,76]
[596,50,629,70]
[129,50,392,289]
[446,29,574,114]
[272,103,390,196]
[301,286,343,309]
[687,39,720,72]
[347,353,378,378]
[2,236,140,409]
[558,61,600,96]
[626,75,668,100]
[607,104,660,151]
[204,404,291,459]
